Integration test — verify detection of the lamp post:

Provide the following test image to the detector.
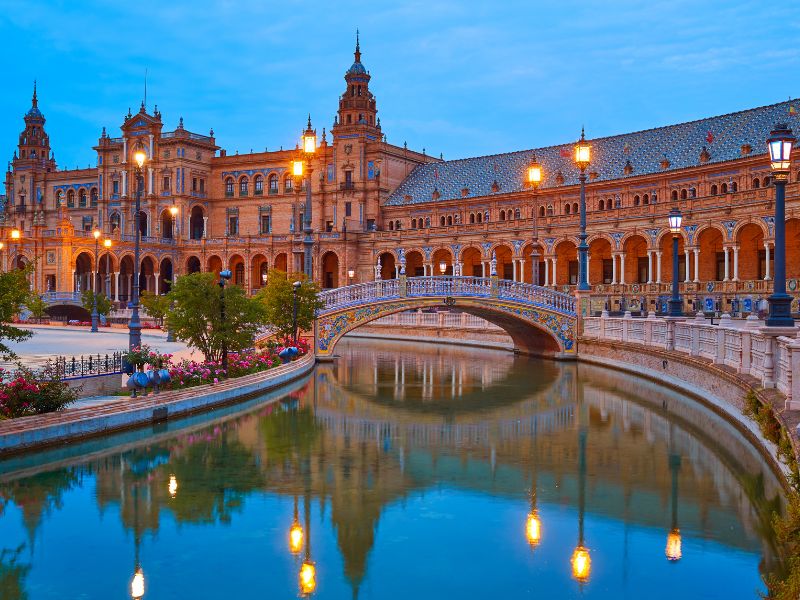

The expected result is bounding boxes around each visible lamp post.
[219,269,231,373]
[91,227,101,332]
[666,442,682,561]
[292,116,317,280]
[289,495,304,555]
[765,124,796,327]
[128,146,147,351]
[292,280,301,346]
[347,268,355,283]
[668,208,683,317]
[165,205,179,343]
[10,227,21,270]
[574,130,591,291]
[103,238,112,299]
[527,155,543,285]
[299,491,316,597]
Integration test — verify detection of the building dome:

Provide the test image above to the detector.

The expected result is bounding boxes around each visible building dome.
[347,60,367,75]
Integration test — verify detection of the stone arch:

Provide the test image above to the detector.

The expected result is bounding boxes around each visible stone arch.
[119,255,135,302]
[432,248,453,275]
[186,255,201,274]
[658,232,687,282]
[554,240,577,286]
[695,226,725,282]
[588,238,612,285]
[274,252,288,273]
[159,208,175,239]
[159,257,174,293]
[405,250,424,277]
[229,254,246,287]
[737,223,766,281]
[207,254,223,276]
[322,251,340,288]
[731,218,768,242]
[377,252,397,279]
[252,253,269,289]
[189,205,205,240]
[74,251,93,292]
[623,234,649,284]
[521,242,545,285]
[140,255,156,293]
[493,243,514,280]
[787,218,800,280]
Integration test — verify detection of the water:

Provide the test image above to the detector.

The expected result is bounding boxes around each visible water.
[0,338,785,599]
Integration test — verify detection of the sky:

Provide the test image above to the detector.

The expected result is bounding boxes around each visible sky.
[2,0,800,168]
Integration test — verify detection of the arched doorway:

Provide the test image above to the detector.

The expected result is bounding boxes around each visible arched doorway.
[274,253,288,273]
[75,252,93,292]
[623,235,649,284]
[137,210,148,237]
[160,210,175,239]
[98,251,115,298]
[658,233,687,283]
[522,244,545,285]
[588,238,612,285]
[140,257,156,293]
[190,206,205,240]
[322,251,339,288]
[229,254,245,287]
[405,251,424,277]
[186,256,201,274]
[252,254,268,289]
[737,223,766,280]
[119,255,134,302]
[432,248,453,275]
[493,244,513,280]
[160,257,174,293]
[554,241,577,286]
[696,227,724,282]
[207,255,223,278]
[378,252,396,279]
[461,247,483,277]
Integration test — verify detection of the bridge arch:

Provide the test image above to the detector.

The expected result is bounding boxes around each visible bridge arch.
[314,277,576,360]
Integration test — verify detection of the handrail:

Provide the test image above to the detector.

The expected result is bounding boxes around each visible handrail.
[317,276,575,316]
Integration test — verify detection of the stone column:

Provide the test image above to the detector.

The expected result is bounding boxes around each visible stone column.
[733,246,740,281]
[154,271,160,295]
[656,251,662,283]
[114,272,120,302]
[518,260,525,283]
[693,248,700,283]
[684,250,691,283]
[202,216,208,239]
[544,259,550,287]
[72,269,76,292]
[551,258,557,286]
[723,247,730,281]
[619,253,626,285]
[122,171,128,197]
[647,251,653,284]
[611,254,617,284]
[764,242,771,280]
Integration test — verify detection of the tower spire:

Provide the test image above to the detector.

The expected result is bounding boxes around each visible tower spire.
[32,80,38,108]
[354,29,361,63]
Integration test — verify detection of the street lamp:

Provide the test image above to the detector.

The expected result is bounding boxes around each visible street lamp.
[668,208,683,317]
[571,428,591,585]
[129,144,147,351]
[300,116,316,279]
[347,268,355,282]
[292,280,302,346]
[9,228,21,271]
[765,124,796,327]
[219,269,232,373]
[103,238,112,299]
[527,154,543,286]
[438,261,447,275]
[91,227,101,332]
[574,129,591,291]
[169,205,178,238]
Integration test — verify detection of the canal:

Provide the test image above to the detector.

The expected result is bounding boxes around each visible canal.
[0,338,785,599]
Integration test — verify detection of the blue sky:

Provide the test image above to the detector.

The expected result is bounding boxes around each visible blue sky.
[2,0,800,167]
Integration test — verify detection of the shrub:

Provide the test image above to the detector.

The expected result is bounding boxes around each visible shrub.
[0,365,77,419]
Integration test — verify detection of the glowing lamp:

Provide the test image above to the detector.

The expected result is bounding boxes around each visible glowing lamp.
[168,474,178,498]
[767,123,795,174]
[0,242,4,250]
[93,228,101,240]
[104,238,112,249]
[131,567,145,599]
[303,132,316,154]
[347,269,355,279]
[299,561,316,595]
[527,157,542,187]
[261,272,268,284]
[292,159,304,177]
[668,208,682,235]
[666,528,682,561]
[571,545,591,583]
[525,511,541,548]
[289,522,304,554]
[133,147,147,169]
[10,228,21,240]
[574,130,591,170]
[169,206,178,217]
[439,261,447,274]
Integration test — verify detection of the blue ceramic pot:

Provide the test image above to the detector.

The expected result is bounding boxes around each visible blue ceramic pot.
[158,368,171,384]
[133,371,149,389]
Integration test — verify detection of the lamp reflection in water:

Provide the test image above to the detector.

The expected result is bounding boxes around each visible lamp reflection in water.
[525,473,541,549]
[666,430,682,561]
[571,428,591,584]
[131,567,145,600]
[289,496,304,555]
[168,474,178,499]
[130,481,145,599]
[298,491,317,596]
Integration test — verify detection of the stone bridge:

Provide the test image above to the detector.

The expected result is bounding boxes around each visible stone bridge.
[315,276,577,359]
[41,291,83,307]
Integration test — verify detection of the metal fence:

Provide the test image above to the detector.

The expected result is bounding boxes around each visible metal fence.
[51,352,124,378]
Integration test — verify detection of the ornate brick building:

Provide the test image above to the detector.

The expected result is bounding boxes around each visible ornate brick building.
[3,40,800,316]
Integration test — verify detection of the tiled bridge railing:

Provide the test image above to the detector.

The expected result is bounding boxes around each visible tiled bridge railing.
[582,315,800,410]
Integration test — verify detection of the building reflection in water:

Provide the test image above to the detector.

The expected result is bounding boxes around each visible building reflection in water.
[0,337,787,598]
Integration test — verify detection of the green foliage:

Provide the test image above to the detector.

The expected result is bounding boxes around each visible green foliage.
[0,266,34,359]
[79,289,112,318]
[255,270,323,339]
[0,545,30,600]
[0,364,77,419]
[24,294,49,321]
[165,272,266,362]
[140,290,170,324]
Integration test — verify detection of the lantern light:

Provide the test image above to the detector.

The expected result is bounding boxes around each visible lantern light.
[169,206,178,217]
[289,522,304,554]
[168,475,178,498]
[574,128,591,170]
[439,261,447,274]
[571,545,591,582]
[299,561,316,595]
[10,228,21,240]
[347,269,355,279]
[668,208,682,235]
[303,115,317,155]
[292,159,304,177]
[666,528,682,561]
[527,156,543,187]
[103,238,112,249]
[525,511,541,548]
[93,228,101,240]
[133,146,147,169]
[131,567,145,599]
[767,123,795,174]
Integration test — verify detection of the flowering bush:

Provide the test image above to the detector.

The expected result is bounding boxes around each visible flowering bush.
[0,365,77,419]
[124,345,170,369]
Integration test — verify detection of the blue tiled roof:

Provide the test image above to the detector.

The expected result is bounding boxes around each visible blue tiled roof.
[25,106,44,120]
[386,99,800,206]
[347,60,367,75]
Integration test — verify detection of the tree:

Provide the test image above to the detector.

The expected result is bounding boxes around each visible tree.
[25,293,49,322]
[80,289,112,318]
[255,270,323,339]
[140,290,170,325]
[165,272,266,362]
[0,266,34,359]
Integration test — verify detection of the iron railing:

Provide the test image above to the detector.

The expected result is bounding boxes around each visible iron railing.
[51,352,124,378]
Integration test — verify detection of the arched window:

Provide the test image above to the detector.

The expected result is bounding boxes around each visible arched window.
[90,188,98,206]
[56,190,64,207]
[753,177,760,189]
[411,218,417,229]
[225,177,234,196]
[67,190,75,208]
[607,198,613,210]
[565,204,571,214]
[599,199,605,211]
[477,212,483,223]
[731,181,738,192]
[110,213,121,231]
[633,195,640,206]
[239,177,249,196]
[643,194,650,205]
[671,190,678,201]
[539,206,545,217]
[425,217,431,227]
[440,216,446,227]
[389,221,394,231]
[254,175,263,195]
[515,208,520,219]
[79,189,87,207]
[447,216,453,226]
[469,213,475,224]
[268,174,278,194]
[572,203,578,214]
[395,220,401,230]
[680,189,687,200]
[499,210,506,221]
[710,184,718,195]
[720,182,727,194]
[284,176,293,192]
[763,176,771,187]
[689,187,697,198]
[547,205,555,216]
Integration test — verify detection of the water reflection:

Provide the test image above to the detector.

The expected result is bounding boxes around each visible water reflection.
[0,338,786,598]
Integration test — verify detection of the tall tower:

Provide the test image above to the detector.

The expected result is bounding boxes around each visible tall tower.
[332,31,381,137]
[6,82,56,229]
